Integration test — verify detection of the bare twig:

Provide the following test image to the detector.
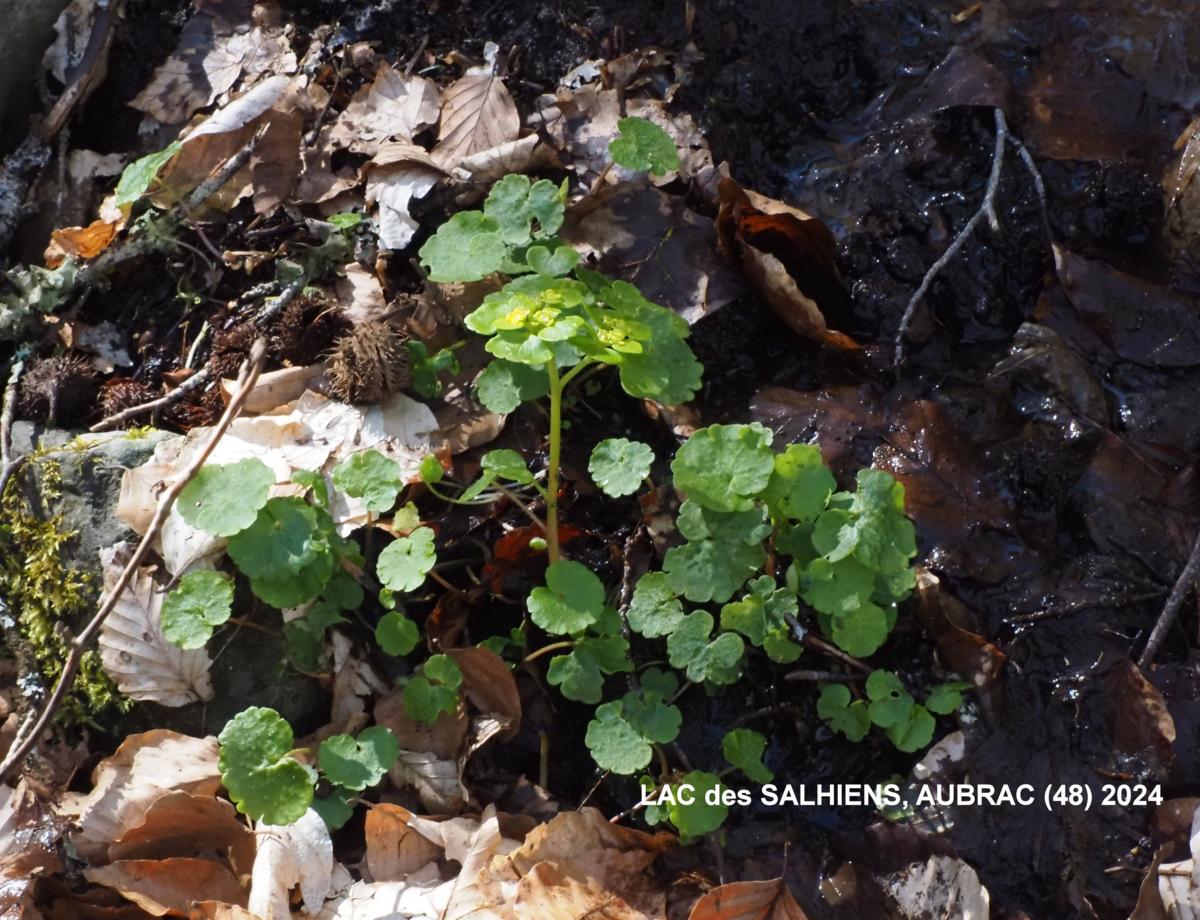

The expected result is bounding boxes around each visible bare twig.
[89,365,213,432]
[1138,530,1200,669]
[1006,132,1054,253]
[253,275,306,327]
[894,108,1010,367]
[0,353,27,498]
[785,613,873,673]
[0,340,267,782]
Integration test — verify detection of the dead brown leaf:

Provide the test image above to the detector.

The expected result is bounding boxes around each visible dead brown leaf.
[515,861,660,920]
[85,858,245,917]
[715,178,856,349]
[155,75,304,215]
[45,218,120,267]
[364,804,443,883]
[687,877,809,920]
[363,142,447,250]
[432,43,520,169]
[445,646,522,741]
[108,792,254,876]
[129,4,297,125]
[61,730,221,862]
[330,63,440,154]
[374,686,469,760]
[493,809,672,918]
[0,779,63,919]
[97,543,214,708]
[563,183,743,325]
[1108,661,1176,771]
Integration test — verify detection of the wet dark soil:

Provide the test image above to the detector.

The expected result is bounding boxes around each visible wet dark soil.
[17,0,1200,917]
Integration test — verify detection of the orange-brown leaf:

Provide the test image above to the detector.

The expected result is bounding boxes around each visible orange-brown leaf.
[687,878,809,920]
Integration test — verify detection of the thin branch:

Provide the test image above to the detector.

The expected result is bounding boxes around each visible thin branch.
[0,340,267,782]
[89,365,213,432]
[1138,530,1200,669]
[0,353,27,498]
[894,108,1009,367]
[254,274,306,327]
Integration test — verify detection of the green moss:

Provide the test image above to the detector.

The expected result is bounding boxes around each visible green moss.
[0,458,127,724]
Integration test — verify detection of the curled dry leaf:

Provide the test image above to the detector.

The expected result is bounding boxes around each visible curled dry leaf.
[515,861,659,920]
[44,218,119,268]
[250,809,334,920]
[364,803,443,883]
[715,177,856,349]
[432,43,520,169]
[1108,661,1177,771]
[97,542,215,707]
[118,389,440,573]
[364,142,447,250]
[331,63,440,154]
[390,749,468,814]
[687,877,810,920]
[84,858,246,917]
[129,3,298,125]
[445,645,522,741]
[108,791,255,875]
[155,74,305,215]
[564,183,743,325]
[61,729,221,862]
[913,569,1006,725]
[0,779,62,918]
[493,808,673,918]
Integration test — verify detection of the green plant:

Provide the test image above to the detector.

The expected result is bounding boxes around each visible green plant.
[818,673,969,752]
[418,172,701,561]
[217,706,398,827]
[609,117,680,176]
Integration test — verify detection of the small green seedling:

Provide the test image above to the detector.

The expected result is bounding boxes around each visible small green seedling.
[404,653,464,724]
[218,706,398,828]
[609,117,680,177]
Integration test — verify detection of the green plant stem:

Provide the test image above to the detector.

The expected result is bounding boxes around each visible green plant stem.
[546,360,564,563]
[523,640,575,665]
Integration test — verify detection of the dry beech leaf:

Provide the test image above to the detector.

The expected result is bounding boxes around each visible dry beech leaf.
[390,750,468,814]
[715,177,856,349]
[336,262,388,324]
[249,809,334,920]
[432,43,520,169]
[0,778,62,917]
[687,878,809,920]
[494,808,672,918]
[84,858,245,917]
[363,143,447,250]
[62,730,221,862]
[364,803,443,883]
[374,686,468,760]
[190,902,259,920]
[129,6,297,125]
[219,362,327,414]
[155,75,304,215]
[1108,661,1177,769]
[445,646,522,741]
[564,183,743,325]
[97,542,214,707]
[515,862,657,920]
[108,791,255,875]
[331,63,440,154]
[45,219,120,268]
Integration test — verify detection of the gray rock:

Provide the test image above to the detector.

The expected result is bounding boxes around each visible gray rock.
[10,421,177,576]
[9,421,332,736]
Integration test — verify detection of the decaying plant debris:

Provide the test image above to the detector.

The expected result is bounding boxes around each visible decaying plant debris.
[2,2,1200,919]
